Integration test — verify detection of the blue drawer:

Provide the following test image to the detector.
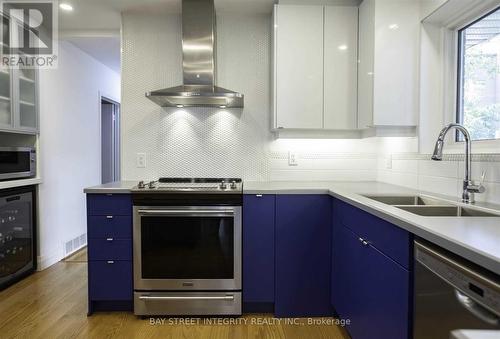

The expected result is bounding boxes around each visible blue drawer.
[89,260,132,301]
[87,194,132,216]
[88,238,132,261]
[334,198,412,270]
[88,215,132,239]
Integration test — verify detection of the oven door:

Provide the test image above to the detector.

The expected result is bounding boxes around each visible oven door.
[133,206,241,291]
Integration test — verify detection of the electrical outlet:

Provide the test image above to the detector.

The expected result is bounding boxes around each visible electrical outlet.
[288,151,299,166]
[136,153,146,168]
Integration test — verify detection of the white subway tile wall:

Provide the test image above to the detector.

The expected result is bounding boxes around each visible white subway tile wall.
[377,155,500,205]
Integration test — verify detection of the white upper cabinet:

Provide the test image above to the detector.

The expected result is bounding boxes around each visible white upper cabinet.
[358,0,420,128]
[358,0,375,129]
[273,5,324,129]
[273,4,359,130]
[324,6,359,130]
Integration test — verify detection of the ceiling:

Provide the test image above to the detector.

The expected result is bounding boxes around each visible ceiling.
[64,36,121,73]
[59,0,276,73]
[59,0,276,33]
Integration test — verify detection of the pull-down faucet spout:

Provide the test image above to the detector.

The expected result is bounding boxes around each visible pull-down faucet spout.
[431,124,484,203]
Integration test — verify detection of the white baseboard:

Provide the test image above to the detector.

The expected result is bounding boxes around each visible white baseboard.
[37,249,63,271]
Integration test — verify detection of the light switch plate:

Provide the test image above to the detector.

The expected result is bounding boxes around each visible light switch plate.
[288,151,299,166]
[136,153,147,168]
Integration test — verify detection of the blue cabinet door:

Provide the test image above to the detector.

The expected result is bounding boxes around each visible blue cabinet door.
[275,195,333,317]
[243,194,275,304]
[332,202,411,339]
[89,261,133,301]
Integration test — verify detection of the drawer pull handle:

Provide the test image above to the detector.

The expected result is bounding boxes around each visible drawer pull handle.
[359,238,370,246]
[139,295,234,301]
[106,216,114,219]
[256,194,263,197]
[106,238,113,242]
[107,260,114,264]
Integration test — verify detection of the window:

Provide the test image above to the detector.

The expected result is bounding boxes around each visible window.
[457,7,500,141]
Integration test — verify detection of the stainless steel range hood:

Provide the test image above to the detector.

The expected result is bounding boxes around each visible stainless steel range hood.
[146,0,244,108]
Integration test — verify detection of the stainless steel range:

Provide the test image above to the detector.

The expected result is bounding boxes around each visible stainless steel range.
[132,178,242,316]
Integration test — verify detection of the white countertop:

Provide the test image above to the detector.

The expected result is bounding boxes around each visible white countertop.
[0,177,42,190]
[84,181,136,193]
[451,330,500,339]
[83,180,500,275]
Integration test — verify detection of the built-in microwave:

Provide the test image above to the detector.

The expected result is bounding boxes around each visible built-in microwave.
[0,147,36,181]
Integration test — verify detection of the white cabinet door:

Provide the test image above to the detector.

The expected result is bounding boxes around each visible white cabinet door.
[373,0,419,126]
[16,68,38,132]
[357,0,375,129]
[324,6,358,130]
[274,5,324,129]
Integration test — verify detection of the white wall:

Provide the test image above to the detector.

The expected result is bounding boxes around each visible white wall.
[37,40,120,269]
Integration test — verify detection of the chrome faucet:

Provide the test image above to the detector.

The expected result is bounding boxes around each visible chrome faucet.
[431,123,485,203]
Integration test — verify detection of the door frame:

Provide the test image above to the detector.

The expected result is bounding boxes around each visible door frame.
[98,92,120,183]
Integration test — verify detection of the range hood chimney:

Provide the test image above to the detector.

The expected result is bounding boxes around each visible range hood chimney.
[146,0,244,108]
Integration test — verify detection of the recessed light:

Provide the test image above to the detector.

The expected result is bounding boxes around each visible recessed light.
[338,45,348,51]
[59,3,73,11]
[176,104,184,108]
[389,24,399,30]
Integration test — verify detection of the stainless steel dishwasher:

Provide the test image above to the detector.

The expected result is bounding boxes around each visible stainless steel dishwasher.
[414,240,500,339]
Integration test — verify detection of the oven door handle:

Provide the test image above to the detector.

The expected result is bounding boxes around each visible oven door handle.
[139,295,235,301]
[137,209,235,217]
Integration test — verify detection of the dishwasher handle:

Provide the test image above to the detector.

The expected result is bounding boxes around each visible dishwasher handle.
[455,290,500,326]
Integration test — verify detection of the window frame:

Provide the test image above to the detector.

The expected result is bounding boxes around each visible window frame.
[455,5,500,142]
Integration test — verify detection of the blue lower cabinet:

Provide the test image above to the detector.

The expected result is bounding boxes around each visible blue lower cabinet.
[275,195,333,317]
[87,193,133,314]
[87,194,132,216]
[88,238,132,261]
[88,260,133,301]
[332,199,411,339]
[243,194,275,308]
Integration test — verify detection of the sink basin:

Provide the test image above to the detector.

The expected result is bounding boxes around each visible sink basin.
[394,205,499,217]
[363,194,500,217]
[363,195,448,206]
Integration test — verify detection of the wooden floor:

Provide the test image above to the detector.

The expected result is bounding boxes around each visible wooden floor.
[0,260,349,339]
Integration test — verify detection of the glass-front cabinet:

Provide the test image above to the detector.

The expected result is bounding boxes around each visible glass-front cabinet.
[16,68,38,131]
[0,66,39,134]
[0,15,39,134]
[0,64,12,129]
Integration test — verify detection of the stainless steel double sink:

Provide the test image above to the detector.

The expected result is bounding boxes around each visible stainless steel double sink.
[363,195,500,217]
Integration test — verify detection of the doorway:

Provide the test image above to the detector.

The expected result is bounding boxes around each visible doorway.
[101,96,120,184]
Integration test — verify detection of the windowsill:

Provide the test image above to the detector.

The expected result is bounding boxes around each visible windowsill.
[445,139,500,154]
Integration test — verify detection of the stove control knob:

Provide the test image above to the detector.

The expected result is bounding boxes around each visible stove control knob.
[230,181,237,189]
[219,181,227,190]
[148,181,156,189]
[138,181,145,189]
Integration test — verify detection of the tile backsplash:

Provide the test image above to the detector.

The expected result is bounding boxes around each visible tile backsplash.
[377,154,500,205]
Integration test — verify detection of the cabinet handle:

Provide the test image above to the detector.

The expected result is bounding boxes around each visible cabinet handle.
[359,237,370,246]
[107,260,114,264]
[106,216,114,219]
[256,194,263,197]
[106,238,113,242]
